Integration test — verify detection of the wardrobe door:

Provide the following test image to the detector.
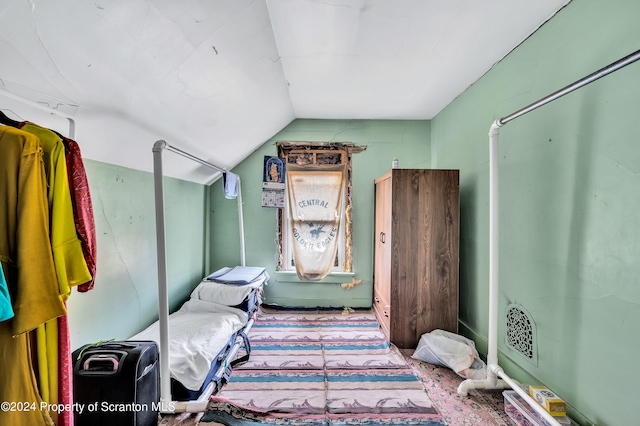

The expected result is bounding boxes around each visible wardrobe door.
[373,173,392,338]
[389,169,424,348]
[420,170,459,337]
[393,169,460,348]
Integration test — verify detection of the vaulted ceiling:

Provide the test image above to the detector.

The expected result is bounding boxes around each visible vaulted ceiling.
[0,0,570,183]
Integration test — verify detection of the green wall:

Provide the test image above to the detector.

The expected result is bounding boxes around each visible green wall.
[209,119,431,308]
[66,160,208,350]
[431,1,640,425]
[62,2,640,423]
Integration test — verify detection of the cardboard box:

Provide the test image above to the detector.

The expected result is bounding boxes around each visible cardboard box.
[529,386,566,417]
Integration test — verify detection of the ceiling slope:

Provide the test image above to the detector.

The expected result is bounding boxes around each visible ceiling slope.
[0,0,569,183]
[268,0,571,120]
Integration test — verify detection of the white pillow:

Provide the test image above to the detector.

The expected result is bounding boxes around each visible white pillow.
[190,281,255,306]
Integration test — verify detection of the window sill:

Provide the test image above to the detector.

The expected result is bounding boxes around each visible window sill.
[274,271,355,284]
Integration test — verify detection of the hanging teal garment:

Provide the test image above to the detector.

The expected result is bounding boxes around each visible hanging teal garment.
[0,263,14,322]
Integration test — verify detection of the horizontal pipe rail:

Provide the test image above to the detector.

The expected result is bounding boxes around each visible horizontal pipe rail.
[498,48,640,126]
[153,140,227,173]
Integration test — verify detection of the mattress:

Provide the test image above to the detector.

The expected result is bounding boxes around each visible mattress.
[130,269,268,395]
[169,321,255,401]
[130,299,246,391]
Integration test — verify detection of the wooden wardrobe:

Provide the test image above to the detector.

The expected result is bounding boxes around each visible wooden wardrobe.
[373,169,460,349]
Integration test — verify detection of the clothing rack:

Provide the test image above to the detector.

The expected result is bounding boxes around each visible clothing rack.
[0,87,77,139]
[152,140,246,412]
[457,48,640,425]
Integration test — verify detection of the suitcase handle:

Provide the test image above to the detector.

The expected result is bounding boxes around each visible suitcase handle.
[96,342,137,350]
[83,354,119,372]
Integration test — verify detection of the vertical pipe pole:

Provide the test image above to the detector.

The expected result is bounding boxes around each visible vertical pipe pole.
[237,178,246,266]
[152,140,172,407]
[204,185,211,278]
[487,121,501,384]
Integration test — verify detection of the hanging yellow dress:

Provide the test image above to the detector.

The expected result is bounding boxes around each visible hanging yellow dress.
[20,122,92,296]
[0,126,62,426]
[19,123,92,421]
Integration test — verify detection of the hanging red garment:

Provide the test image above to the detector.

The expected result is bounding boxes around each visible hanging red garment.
[58,137,95,426]
[57,310,73,426]
[63,137,97,292]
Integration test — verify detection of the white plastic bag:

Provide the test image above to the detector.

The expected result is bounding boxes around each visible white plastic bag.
[412,329,487,380]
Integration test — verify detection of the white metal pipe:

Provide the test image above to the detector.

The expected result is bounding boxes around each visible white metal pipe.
[458,119,562,424]
[0,87,77,139]
[457,121,509,398]
[459,121,562,426]
[499,48,640,126]
[152,140,173,407]
[152,139,251,413]
[172,382,216,414]
[495,366,563,426]
[162,143,227,173]
[487,121,501,379]
[237,178,246,266]
[457,376,507,396]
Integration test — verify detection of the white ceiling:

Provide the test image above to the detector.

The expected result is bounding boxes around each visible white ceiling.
[0,0,570,184]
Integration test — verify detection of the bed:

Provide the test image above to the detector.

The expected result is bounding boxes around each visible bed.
[130,266,268,401]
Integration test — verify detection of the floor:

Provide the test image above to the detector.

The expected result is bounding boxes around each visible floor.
[403,351,511,425]
[159,309,512,426]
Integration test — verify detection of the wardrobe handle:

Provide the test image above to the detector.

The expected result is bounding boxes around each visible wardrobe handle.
[374,297,380,304]
[380,232,385,243]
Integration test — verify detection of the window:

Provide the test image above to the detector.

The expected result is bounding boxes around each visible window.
[276,142,364,276]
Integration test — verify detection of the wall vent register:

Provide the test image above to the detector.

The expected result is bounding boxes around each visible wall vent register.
[505,304,537,365]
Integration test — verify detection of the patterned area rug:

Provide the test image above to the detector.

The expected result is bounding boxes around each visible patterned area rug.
[200,309,445,425]
[403,354,511,426]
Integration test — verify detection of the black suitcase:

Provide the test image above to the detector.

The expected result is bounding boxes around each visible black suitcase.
[72,340,160,426]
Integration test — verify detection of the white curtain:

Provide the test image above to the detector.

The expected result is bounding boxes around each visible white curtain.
[286,164,346,281]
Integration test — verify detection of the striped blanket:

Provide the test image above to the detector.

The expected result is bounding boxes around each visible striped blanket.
[202,309,445,425]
